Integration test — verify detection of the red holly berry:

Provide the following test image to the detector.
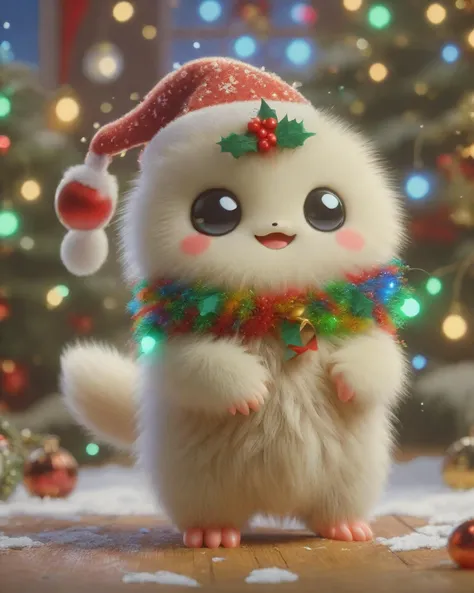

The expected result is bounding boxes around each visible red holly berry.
[267,133,277,146]
[257,127,268,139]
[263,118,278,130]
[247,119,261,134]
[258,139,271,152]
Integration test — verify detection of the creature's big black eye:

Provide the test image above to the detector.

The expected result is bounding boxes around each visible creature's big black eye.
[303,188,345,232]
[191,189,241,236]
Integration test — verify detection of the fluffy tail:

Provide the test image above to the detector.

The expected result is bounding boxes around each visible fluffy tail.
[60,343,137,449]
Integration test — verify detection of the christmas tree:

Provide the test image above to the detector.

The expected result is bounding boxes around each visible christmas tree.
[0,63,130,464]
[296,1,474,447]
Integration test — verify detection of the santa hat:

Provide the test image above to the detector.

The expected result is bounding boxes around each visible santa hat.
[55,57,309,276]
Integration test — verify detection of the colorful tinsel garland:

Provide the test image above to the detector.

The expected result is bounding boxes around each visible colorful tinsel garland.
[129,260,412,354]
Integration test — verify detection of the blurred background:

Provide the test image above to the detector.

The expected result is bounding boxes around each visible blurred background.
[1,0,474,467]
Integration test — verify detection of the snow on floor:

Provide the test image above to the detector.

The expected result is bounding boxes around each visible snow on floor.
[0,533,44,549]
[122,570,200,587]
[245,568,299,584]
[1,457,473,553]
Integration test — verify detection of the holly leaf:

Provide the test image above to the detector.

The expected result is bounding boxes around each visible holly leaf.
[257,99,278,120]
[217,133,258,159]
[275,116,315,149]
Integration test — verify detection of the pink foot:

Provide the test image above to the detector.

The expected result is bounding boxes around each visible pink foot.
[333,374,355,403]
[228,394,264,416]
[318,521,373,542]
[183,528,241,549]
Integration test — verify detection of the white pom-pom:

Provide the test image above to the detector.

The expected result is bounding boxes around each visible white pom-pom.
[60,230,109,276]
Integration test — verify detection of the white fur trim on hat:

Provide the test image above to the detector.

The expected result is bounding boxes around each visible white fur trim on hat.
[60,229,109,277]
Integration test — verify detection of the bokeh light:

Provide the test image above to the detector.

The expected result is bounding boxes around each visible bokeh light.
[141,336,157,355]
[441,43,460,63]
[369,62,388,82]
[234,35,257,58]
[55,97,80,123]
[401,297,421,318]
[142,25,157,40]
[0,211,20,238]
[368,4,392,29]
[343,0,363,10]
[0,134,10,153]
[426,277,442,295]
[83,43,124,84]
[426,3,447,24]
[405,172,431,200]
[20,180,41,201]
[290,3,318,24]
[468,28,474,48]
[0,93,11,118]
[112,1,134,22]
[199,0,222,22]
[412,354,427,371]
[86,443,100,456]
[286,39,313,66]
[442,313,467,340]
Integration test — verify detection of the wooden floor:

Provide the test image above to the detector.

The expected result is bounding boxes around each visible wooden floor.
[0,515,471,592]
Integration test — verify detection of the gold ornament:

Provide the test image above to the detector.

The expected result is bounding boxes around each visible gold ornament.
[448,520,474,569]
[442,431,474,489]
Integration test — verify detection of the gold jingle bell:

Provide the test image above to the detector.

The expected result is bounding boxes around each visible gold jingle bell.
[442,434,474,490]
[287,304,306,321]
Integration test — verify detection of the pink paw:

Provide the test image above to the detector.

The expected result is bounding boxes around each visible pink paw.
[318,521,373,542]
[183,528,241,549]
[333,374,355,403]
[228,393,265,416]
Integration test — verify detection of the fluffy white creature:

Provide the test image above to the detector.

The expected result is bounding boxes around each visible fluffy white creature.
[58,58,407,549]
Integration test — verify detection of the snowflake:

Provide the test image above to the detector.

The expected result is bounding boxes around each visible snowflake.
[219,82,237,94]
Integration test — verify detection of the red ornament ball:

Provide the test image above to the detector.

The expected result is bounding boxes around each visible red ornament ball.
[56,181,113,231]
[448,520,474,569]
[267,133,277,146]
[258,139,271,152]
[263,117,277,130]
[23,438,78,499]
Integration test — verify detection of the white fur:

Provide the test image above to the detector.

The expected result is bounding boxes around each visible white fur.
[62,96,407,539]
[60,343,137,448]
[55,163,118,230]
[60,229,109,276]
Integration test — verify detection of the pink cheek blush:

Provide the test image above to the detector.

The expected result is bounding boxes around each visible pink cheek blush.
[180,233,212,256]
[335,229,365,252]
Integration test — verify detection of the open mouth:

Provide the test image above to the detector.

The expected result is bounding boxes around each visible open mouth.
[255,233,296,250]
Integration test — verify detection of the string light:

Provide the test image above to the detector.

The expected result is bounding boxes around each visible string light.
[20,180,41,201]
[198,0,222,22]
[141,336,157,354]
[100,102,113,113]
[19,236,34,250]
[400,297,421,318]
[0,134,10,154]
[46,287,64,308]
[467,28,474,47]
[441,43,461,63]
[426,277,442,295]
[412,354,427,371]
[0,93,11,118]
[368,4,392,29]
[414,82,429,95]
[369,62,388,82]
[0,210,20,238]
[405,172,432,200]
[142,25,157,39]
[55,97,80,123]
[86,443,100,456]
[112,1,134,22]
[343,0,363,10]
[426,3,447,24]
[442,313,467,340]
